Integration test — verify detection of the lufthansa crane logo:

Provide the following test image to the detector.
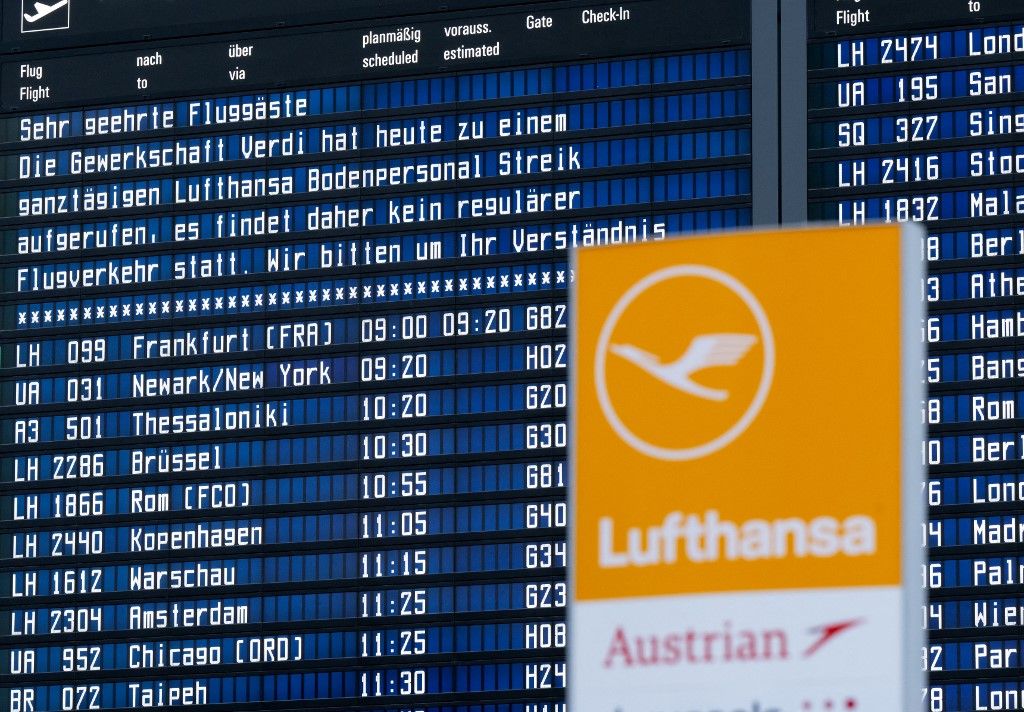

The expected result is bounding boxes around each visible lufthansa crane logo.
[595,265,774,460]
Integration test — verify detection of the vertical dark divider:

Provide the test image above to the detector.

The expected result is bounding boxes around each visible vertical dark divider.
[779,0,807,223]
[752,0,780,226]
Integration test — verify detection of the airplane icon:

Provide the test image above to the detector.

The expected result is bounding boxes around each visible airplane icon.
[23,0,68,23]
[610,333,757,402]
[21,0,69,31]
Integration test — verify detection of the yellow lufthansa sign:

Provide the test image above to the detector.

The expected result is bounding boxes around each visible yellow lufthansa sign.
[573,225,913,600]
[570,224,923,712]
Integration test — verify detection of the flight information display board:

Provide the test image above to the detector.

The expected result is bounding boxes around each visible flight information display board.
[0,1,752,711]
[808,1,1024,710]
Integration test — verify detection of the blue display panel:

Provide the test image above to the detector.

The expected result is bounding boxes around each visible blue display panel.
[809,1,1024,709]
[0,1,752,710]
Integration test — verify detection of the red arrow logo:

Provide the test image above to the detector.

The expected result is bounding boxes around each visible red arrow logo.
[803,619,863,657]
